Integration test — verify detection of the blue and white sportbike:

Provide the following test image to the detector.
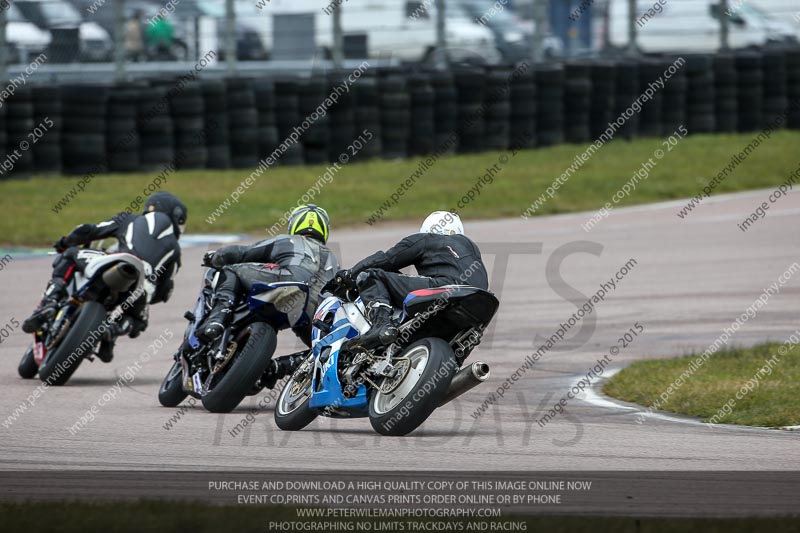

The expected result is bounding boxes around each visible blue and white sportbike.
[274,274,499,436]
[158,267,311,413]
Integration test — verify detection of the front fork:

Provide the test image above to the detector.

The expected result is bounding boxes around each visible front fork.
[34,301,79,365]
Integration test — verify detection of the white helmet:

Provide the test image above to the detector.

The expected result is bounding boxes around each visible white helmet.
[420,211,464,236]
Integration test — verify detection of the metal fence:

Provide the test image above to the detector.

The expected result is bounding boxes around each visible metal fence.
[1,0,798,80]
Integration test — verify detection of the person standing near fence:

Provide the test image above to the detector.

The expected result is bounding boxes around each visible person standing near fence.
[146,15,176,61]
[125,10,146,62]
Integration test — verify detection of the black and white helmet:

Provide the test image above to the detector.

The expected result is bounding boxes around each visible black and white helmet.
[144,192,188,236]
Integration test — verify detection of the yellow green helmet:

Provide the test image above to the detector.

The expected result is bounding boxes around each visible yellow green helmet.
[288,204,330,244]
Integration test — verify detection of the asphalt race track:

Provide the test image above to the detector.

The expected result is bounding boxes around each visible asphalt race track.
[1,190,798,473]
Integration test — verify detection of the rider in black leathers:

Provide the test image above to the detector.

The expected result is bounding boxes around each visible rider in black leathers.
[22,192,188,362]
[199,204,339,350]
[340,211,488,351]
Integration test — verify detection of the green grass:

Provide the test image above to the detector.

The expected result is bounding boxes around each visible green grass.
[1,502,798,532]
[1,131,798,246]
[604,343,800,427]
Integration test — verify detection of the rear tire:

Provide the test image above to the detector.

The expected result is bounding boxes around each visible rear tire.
[274,354,318,431]
[201,322,277,413]
[18,344,38,379]
[369,337,456,436]
[158,359,188,407]
[38,302,106,386]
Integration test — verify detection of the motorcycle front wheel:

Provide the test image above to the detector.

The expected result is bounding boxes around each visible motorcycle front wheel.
[274,354,318,431]
[201,322,277,413]
[18,344,38,379]
[158,359,188,407]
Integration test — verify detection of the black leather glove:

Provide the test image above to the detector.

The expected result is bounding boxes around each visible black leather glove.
[53,236,68,253]
[335,269,356,288]
[202,251,216,267]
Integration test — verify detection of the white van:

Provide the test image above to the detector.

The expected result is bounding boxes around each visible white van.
[233,0,500,63]
[6,4,51,63]
[16,0,114,61]
[607,0,797,53]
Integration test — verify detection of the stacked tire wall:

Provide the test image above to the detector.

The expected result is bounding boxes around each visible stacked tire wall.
[32,86,62,173]
[0,46,799,179]
[565,62,591,143]
[227,78,258,169]
[6,86,34,176]
[203,80,231,169]
[353,76,382,160]
[712,54,738,132]
[379,71,410,159]
[789,49,800,129]
[536,66,564,146]
[454,68,485,153]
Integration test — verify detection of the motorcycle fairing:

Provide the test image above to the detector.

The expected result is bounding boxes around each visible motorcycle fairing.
[248,281,311,329]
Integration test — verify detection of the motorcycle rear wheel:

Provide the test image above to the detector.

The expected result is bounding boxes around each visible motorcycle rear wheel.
[368,337,456,436]
[38,301,106,386]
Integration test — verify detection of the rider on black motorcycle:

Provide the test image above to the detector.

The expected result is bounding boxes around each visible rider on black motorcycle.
[22,192,188,362]
[199,205,339,356]
[339,211,488,351]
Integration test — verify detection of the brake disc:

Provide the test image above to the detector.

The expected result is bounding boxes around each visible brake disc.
[212,340,238,374]
[380,358,410,394]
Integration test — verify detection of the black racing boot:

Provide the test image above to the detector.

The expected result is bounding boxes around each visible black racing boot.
[128,317,148,339]
[96,318,130,363]
[97,338,115,363]
[198,296,234,343]
[262,353,305,390]
[344,303,398,352]
[22,279,67,333]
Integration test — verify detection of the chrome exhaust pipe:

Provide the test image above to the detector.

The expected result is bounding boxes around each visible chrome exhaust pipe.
[102,263,139,292]
[439,361,490,406]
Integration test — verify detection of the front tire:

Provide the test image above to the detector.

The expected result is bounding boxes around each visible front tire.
[274,354,318,431]
[38,302,106,386]
[158,359,188,407]
[201,322,277,413]
[18,344,38,379]
[369,337,456,436]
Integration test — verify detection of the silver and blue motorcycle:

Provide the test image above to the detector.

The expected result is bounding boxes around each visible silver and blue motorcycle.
[274,274,498,436]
